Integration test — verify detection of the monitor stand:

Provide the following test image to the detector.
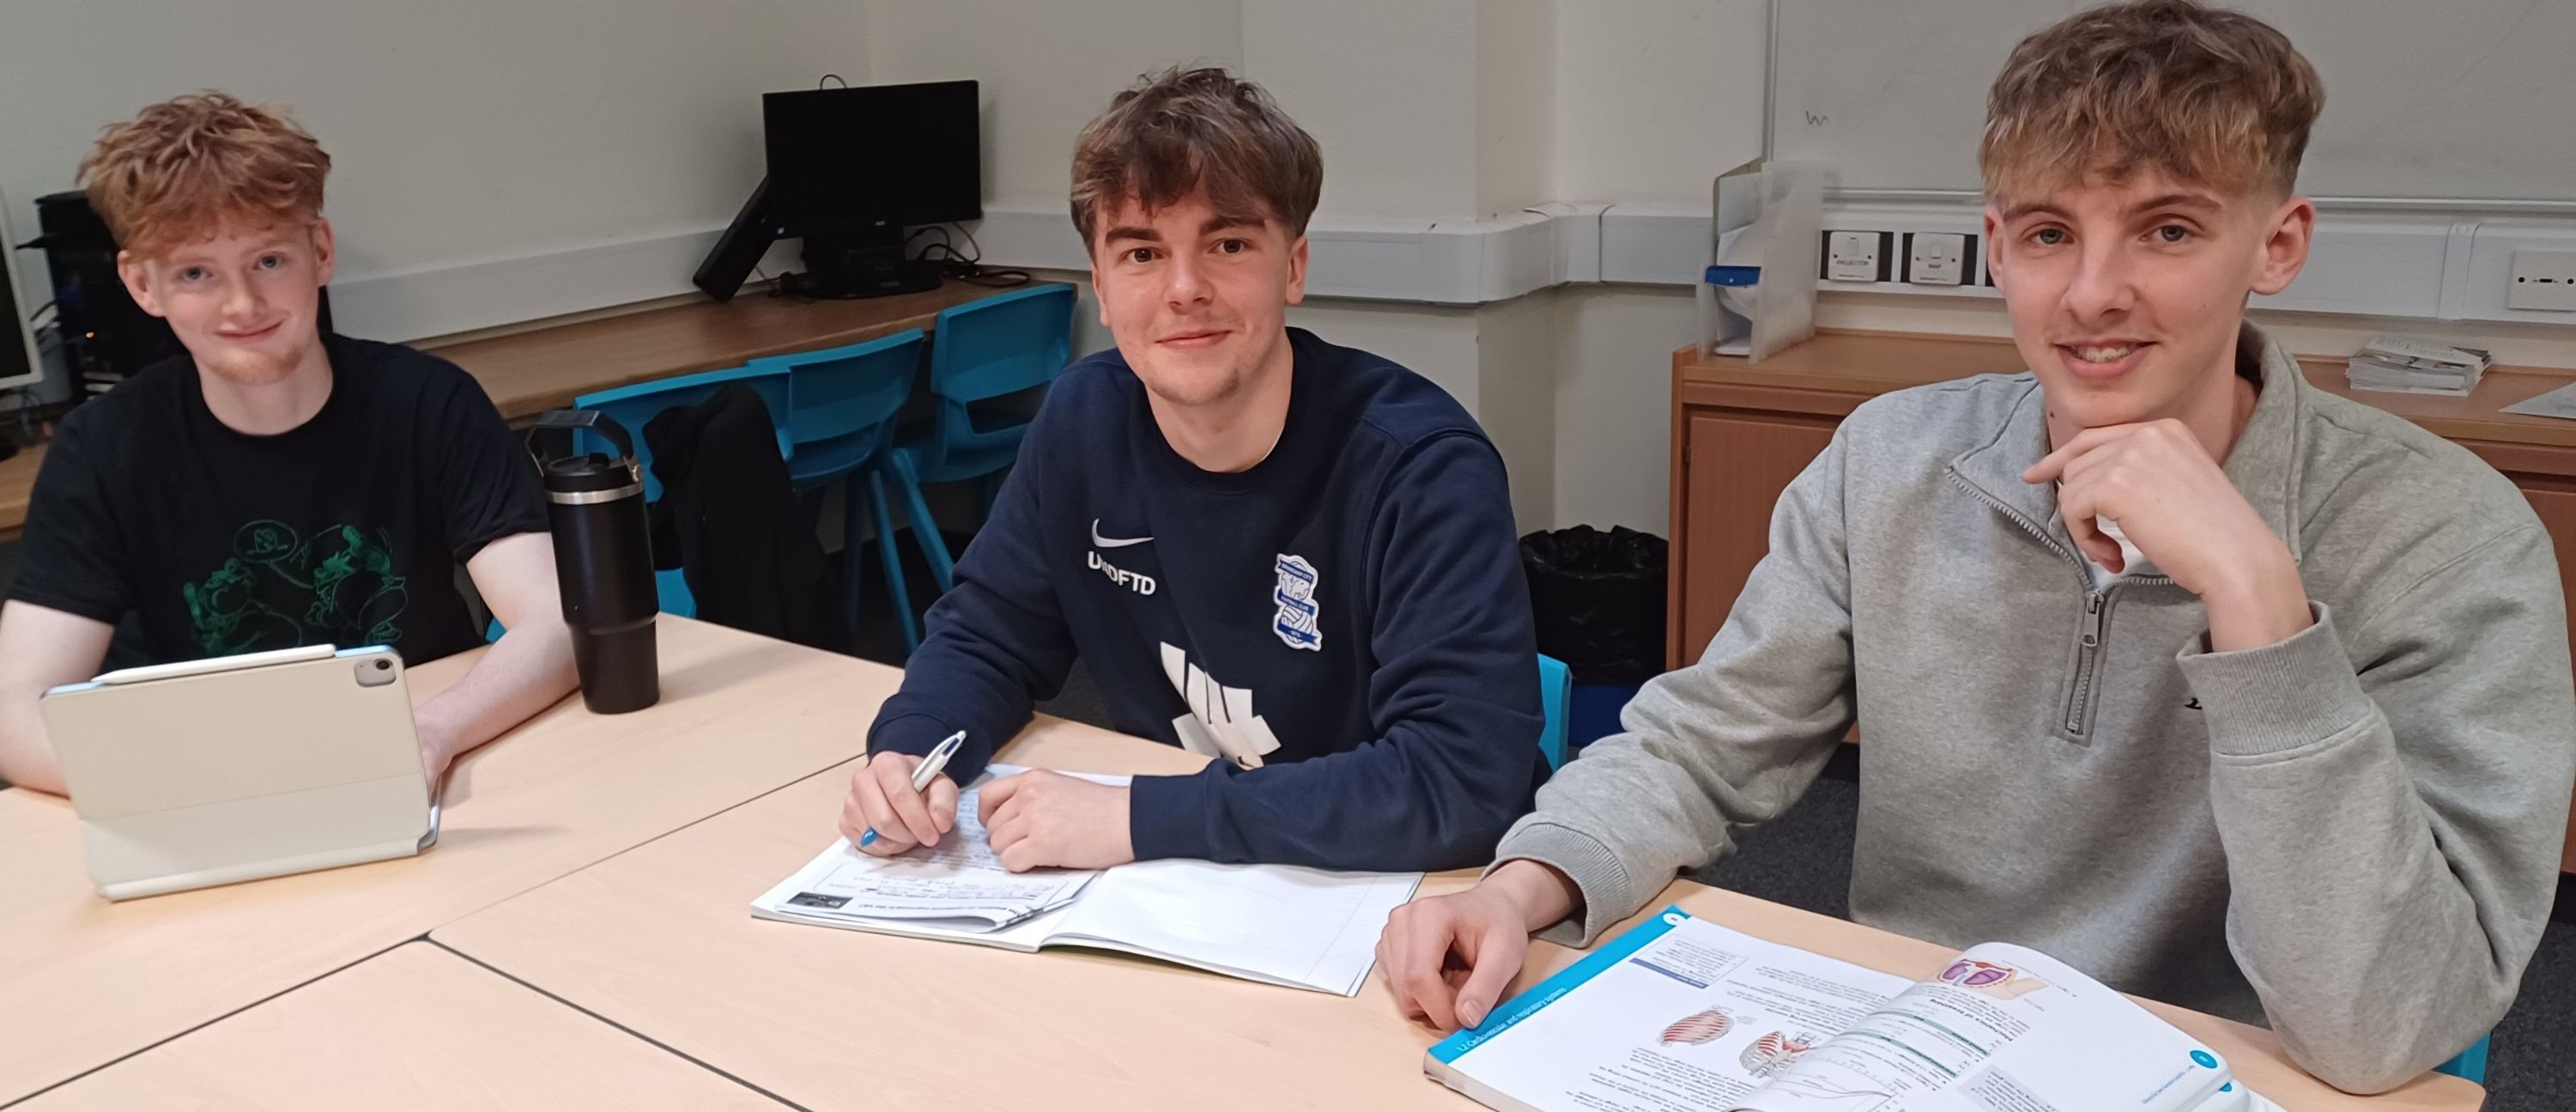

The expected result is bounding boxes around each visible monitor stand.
[780,226,940,300]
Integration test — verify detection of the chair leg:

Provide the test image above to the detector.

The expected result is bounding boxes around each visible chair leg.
[839,476,866,637]
[866,468,920,654]
[891,453,957,595]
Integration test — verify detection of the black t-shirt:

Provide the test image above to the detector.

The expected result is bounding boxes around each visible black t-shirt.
[12,334,547,666]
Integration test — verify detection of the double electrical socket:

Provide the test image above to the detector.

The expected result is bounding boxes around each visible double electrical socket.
[2508,250,2576,313]
[1821,230,1978,286]
[1824,230,1893,283]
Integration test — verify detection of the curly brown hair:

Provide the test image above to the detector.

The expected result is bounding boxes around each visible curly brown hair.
[1980,0,2322,204]
[77,92,330,258]
[1070,67,1322,250]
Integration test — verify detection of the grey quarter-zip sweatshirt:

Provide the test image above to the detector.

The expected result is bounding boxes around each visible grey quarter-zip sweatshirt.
[1495,326,2574,1094]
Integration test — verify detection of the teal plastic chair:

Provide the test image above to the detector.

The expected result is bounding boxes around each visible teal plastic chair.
[574,364,793,618]
[574,365,791,501]
[2434,1034,2488,1084]
[881,283,1076,596]
[1537,653,1573,770]
[748,330,928,644]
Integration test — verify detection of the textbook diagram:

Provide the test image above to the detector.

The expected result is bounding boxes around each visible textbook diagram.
[1741,1030,1817,1077]
[1658,1007,1734,1046]
[1937,957,2047,1000]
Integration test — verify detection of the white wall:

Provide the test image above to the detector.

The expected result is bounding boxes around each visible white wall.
[1552,285,1697,533]
[863,0,1240,210]
[1242,0,1480,222]
[1476,292,1562,530]
[0,0,870,342]
[1476,0,1559,219]
[1552,0,1766,206]
[1530,0,1766,533]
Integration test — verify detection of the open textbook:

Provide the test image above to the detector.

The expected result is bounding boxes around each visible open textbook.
[750,766,1421,996]
[1428,907,2282,1112]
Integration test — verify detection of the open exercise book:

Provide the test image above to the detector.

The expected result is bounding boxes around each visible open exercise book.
[1428,907,2282,1112]
[750,766,1421,996]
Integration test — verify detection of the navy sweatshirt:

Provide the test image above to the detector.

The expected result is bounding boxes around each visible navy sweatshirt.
[867,327,1543,872]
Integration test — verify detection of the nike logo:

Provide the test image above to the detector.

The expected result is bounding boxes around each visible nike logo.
[1091,519,1152,548]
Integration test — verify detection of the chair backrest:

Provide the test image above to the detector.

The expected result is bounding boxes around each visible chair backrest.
[1537,653,1573,771]
[927,284,1075,405]
[749,330,924,477]
[2434,1033,2488,1084]
[573,364,790,501]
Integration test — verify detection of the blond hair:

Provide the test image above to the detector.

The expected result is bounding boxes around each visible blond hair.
[1070,67,1323,249]
[78,92,330,258]
[1979,0,2322,204]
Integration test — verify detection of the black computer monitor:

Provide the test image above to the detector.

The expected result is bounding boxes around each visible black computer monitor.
[762,80,981,299]
[1,258,38,393]
[2,194,47,392]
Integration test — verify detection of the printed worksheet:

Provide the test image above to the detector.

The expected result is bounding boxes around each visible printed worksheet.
[767,770,1098,928]
[2503,380,2576,421]
[750,766,1420,994]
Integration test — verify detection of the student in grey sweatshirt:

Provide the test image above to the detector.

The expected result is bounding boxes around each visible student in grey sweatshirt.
[1378,1,2574,1095]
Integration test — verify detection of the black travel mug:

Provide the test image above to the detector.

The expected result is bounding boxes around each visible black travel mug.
[525,410,660,714]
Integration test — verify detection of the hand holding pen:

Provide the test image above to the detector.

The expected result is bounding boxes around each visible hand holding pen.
[839,730,966,856]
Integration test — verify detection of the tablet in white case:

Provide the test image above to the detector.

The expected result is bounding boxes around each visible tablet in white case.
[41,644,433,900]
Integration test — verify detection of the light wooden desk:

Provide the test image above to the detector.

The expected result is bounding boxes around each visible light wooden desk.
[0,617,890,1103]
[432,729,2482,1111]
[0,279,1052,542]
[15,942,782,1111]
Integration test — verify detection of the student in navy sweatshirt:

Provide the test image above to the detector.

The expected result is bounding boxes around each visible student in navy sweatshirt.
[837,67,1544,874]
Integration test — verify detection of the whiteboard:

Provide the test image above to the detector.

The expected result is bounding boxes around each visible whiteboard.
[1770,0,2576,203]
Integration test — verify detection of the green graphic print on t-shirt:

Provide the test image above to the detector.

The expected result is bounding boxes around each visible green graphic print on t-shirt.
[183,520,409,656]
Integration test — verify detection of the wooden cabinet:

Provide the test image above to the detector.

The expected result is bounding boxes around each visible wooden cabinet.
[1673,412,1839,665]
[1669,331,2576,873]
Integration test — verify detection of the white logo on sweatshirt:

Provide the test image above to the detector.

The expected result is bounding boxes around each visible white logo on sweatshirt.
[1272,554,1321,651]
[1089,519,1153,548]
[1161,642,1283,769]
[1088,550,1156,595]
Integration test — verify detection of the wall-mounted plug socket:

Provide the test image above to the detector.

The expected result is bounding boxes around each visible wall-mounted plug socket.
[1822,230,1891,283]
[2507,250,2576,313]
[1905,232,1973,286]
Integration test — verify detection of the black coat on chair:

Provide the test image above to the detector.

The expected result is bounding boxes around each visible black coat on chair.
[642,383,847,653]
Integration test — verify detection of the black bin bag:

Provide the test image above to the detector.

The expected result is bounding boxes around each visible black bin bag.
[1519,526,1668,686]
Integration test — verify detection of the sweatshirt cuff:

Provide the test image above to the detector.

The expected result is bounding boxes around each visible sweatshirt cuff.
[1489,818,1640,947]
[1126,769,1215,861]
[2175,601,2375,758]
[866,712,991,781]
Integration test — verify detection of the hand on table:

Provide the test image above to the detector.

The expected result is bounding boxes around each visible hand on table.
[418,724,456,795]
[1379,860,1579,1032]
[979,769,1134,872]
